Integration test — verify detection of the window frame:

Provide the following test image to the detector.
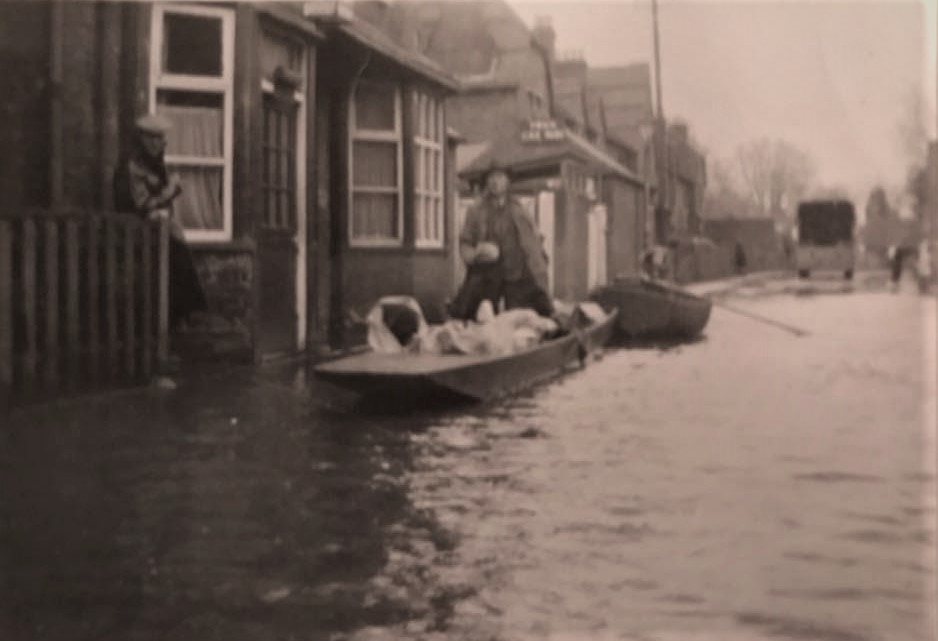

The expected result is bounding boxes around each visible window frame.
[413,90,445,249]
[149,3,235,243]
[348,80,404,248]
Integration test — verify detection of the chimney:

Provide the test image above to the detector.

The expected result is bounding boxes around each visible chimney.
[669,122,688,145]
[531,16,556,61]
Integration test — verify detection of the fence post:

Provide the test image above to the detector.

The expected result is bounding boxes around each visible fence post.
[141,222,153,378]
[124,221,136,378]
[87,218,100,382]
[106,219,118,380]
[22,219,37,393]
[0,221,12,409]
[156,219,170,370]
[44,219,60,390]
[65,220,80,388]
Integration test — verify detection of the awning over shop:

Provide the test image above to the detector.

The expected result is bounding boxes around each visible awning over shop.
[459,125,644,186]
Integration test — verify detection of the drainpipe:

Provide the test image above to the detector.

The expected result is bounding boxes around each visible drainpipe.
[49,1,64,208]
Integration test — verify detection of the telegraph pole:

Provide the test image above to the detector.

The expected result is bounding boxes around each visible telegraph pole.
[651,0,669,243]
[652,0,664,123]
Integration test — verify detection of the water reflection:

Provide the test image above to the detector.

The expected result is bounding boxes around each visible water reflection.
[2,290,935,641]
[1,366,449,641]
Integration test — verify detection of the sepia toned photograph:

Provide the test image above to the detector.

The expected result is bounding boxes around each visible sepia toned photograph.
[0,0,936,639]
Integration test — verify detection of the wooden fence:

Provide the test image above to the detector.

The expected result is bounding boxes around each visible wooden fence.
[0,209,169,408]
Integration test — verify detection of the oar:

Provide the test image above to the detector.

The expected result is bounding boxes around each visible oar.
[709,299,810,337]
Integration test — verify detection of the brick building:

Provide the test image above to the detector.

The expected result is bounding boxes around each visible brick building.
[398,1,648,300]
[0,0,462,366]
[568,62,708,243]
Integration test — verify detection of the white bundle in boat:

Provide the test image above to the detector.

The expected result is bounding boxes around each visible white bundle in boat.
[419,300,558,356]
[366,296,429,354]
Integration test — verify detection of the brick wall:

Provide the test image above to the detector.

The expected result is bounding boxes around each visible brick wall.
[698,217,786,279]
[186,248,255,359]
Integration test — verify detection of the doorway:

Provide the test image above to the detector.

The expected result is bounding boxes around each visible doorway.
[256,30,308,357]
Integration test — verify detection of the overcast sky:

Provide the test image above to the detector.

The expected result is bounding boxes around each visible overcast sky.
[508,0,936,204]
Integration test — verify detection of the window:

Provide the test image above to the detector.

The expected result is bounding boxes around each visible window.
[150,4,234,242]
[260,31,305,233]
[262,95,297,231]
[349,81,402,246]
[413,91,444,248]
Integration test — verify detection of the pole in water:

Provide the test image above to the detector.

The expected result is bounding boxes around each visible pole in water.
[711,300,810,337]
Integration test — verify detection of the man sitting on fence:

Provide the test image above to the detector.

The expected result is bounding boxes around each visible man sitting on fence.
[113,114,207,337]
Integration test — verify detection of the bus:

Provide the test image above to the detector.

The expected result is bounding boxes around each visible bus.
[795,199,856,280]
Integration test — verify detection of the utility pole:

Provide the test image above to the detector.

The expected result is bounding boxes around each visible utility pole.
[651,0,669,243]
[652,0,664,123]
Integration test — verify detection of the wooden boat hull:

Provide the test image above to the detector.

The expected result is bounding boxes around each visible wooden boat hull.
[314,311,617,405]
[590,278,711,341]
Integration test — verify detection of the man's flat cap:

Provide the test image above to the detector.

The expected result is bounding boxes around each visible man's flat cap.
[135,113,173,134]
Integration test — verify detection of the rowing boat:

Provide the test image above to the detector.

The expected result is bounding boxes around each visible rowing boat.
[314,310,617,406]
[589,277,711,341]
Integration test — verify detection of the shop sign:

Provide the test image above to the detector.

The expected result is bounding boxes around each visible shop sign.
[521,119,565,143]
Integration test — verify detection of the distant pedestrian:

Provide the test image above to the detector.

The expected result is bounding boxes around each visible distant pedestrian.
[916,240,933,294]
[734,241,748,275]
[450,160,553,320]
[888,244,905,289]
[113,114,207,333]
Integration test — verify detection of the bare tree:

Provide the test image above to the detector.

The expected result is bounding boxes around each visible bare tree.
[895,87,928,166]
[810,184,851,200]
[703,156,756,218]
[735,138,815,221]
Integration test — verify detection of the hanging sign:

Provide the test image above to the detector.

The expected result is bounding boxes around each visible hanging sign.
[521,119,565,143]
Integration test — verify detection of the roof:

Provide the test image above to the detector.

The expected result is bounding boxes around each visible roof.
[315,14,458,91]
[586,63,654,135]
[456,142,491,173]
[458,77,520,92]
[254,2,326,40]
[257,5,325,41]
[459,127,643,186]
[390,0,535,83]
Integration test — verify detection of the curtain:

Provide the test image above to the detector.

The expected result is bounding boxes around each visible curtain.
[158,104,224,231]
[161,105,223,157]
[171,165,223,231]
[352,193,396,239]
[353,141,396,187]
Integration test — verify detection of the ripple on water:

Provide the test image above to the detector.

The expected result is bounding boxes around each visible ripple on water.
[841,529,909,544]
[769,586,922,603]
[783,551,859,567]
[735,612,874,641]
[792,471,885,483]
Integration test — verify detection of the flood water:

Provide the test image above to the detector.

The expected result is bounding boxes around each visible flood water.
[2,280,936,641]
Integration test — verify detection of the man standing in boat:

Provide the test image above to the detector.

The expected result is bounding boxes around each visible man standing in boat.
[450,160,553,320]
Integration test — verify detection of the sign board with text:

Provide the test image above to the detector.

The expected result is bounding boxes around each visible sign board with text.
[521,120,565,143]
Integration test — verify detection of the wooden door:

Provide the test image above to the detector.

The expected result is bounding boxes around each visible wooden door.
[257,92,299,355]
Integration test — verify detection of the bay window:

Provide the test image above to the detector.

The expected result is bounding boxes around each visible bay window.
[413,91,445,248]
[349,80,403,246]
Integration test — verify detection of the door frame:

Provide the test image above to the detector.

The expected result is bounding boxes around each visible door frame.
[260,50,307,352]
[588,203,608,290]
